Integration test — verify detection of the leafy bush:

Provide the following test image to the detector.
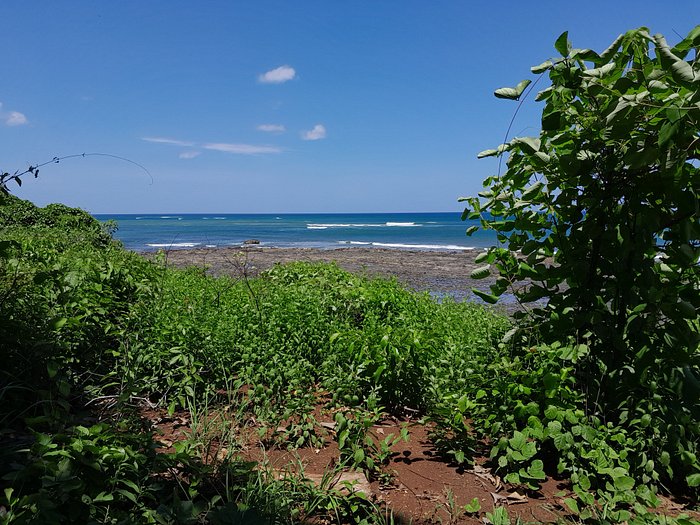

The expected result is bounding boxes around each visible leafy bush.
[460,25,700,506]
[0,193,115,247]
[0,228,155,427]
[125,259,507,417]
[1,423,256,524]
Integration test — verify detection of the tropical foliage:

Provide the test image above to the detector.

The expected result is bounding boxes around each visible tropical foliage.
[462,25,699,519]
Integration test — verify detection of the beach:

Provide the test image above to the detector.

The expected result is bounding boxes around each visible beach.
[152,246,517,308]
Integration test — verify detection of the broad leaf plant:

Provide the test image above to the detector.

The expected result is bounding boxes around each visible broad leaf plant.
[463,27,700,490]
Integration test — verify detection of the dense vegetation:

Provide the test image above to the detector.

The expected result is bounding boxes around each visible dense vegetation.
[0,193,511,523]
[1,26,698,525]
[462,26,699,520]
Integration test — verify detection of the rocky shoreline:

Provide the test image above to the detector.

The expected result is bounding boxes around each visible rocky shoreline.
[146,246,525,311]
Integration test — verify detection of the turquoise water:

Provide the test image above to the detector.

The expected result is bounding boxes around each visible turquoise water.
[95,212,497,252]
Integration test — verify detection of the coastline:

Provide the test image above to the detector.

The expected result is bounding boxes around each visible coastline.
[147,245,517,309]
[100,212,496,253]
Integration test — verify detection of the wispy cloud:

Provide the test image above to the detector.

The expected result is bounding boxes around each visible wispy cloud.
[257,124,286,133]
[144,135,282,156]
[6,111,28,126]
[258,65,296,84]
[302,124,326,141]
[142,137,195,147]
[203,143,282,155]
[0,103,28,126]
[179,151,201,159]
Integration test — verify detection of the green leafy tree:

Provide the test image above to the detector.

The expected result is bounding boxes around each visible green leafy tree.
[463,27,699,488]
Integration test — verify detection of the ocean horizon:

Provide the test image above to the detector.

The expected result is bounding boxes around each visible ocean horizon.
[95,212,497,252]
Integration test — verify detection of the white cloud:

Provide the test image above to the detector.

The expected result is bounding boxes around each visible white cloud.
[257,124,286,133]
[179,151,201,159]
[258,65,296,84]
[143,136,283,156]
[302,124,326,141]
[6,112,27,126]
[142,137,195,147]
[1,103,28,126]
[203,143,282,155]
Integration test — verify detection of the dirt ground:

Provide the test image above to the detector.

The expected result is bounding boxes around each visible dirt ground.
[142,405,567,524]
[255,418,566,524]
[142,403,700,524]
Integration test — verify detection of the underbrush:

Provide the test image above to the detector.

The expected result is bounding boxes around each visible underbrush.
[1,196,697,524]
[0,196,506,523]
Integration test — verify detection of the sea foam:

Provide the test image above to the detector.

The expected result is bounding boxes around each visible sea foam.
[146,242,200,248]
[307,222,421,229]
[338,241,473,251]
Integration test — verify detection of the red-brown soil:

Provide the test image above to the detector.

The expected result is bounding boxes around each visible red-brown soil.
[142,403,699,523]
[142,404,571,523]
[142,402,700,525]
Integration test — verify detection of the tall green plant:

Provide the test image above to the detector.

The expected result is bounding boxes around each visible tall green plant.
[462,27,699,489]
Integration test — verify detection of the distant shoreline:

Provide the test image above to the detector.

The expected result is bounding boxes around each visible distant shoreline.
[98,212,497,253]
[145,245,520,311]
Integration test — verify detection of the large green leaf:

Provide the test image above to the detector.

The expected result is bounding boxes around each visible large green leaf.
[647,79,670,92]
[494,79,532,100]
[671,24,700,57]
[531,60,553,74]
[596,33,624,64]
[563,498,579,514]
[541,109,561,130]
[535,87,553,102]
[654,34,698,85]
[605,98,632,124]
[687,473,700,487]
[534,152,551,164]
[470,265,491,279]
[477,149,499,159]
[658,120,680,149]
[582,62,616,78]
[527,459,546,480]
[472,288,499,304]
[474,251,492,264]
[554,31,571,56]
[477,144,508,158]
[613,475,635,491]
[509,430,526,450]
[571,48,598,61]
[512,136,541,153]
[521,181,543,200]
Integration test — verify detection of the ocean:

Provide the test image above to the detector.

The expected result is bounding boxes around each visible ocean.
[94,212,497,252]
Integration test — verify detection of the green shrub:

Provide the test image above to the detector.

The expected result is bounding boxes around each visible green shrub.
[459,25,700,511]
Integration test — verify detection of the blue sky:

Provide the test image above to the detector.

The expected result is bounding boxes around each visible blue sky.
[1,1,696,213]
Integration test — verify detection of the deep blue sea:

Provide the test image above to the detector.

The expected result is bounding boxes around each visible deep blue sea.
[94,212,497,252]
